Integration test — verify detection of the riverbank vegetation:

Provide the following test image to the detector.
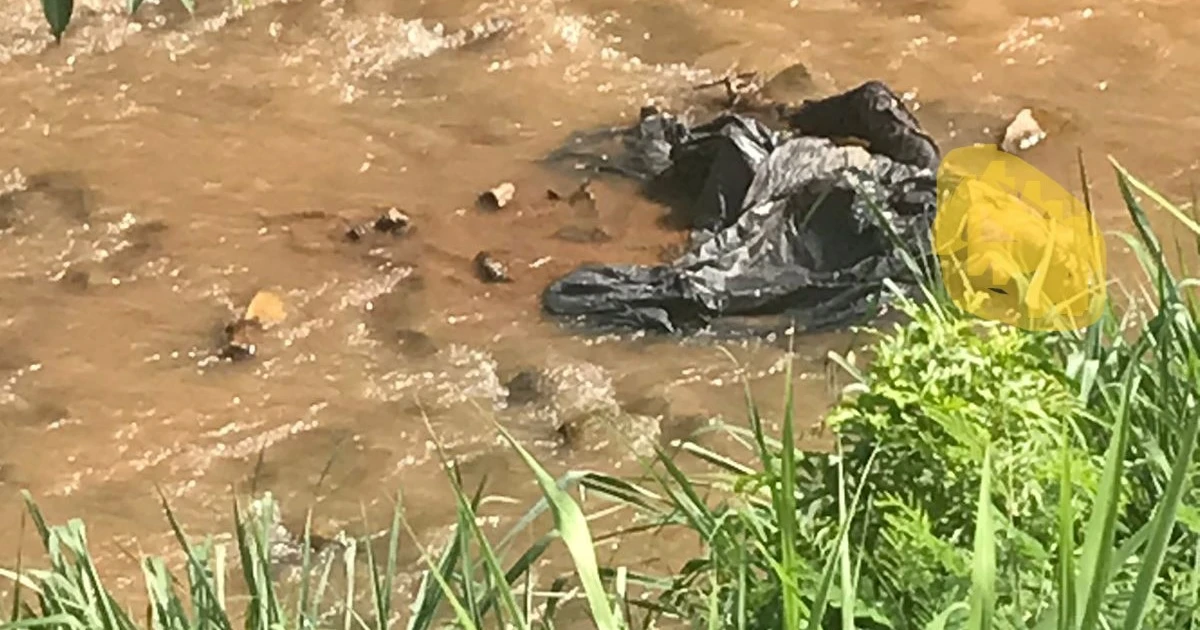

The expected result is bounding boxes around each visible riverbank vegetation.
[3,159,1199,629]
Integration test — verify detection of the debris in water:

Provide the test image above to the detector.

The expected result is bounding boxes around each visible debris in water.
[567,179,597,214]
[373,207,411,234]
[548,179,596,213]
[1000,108,1046,153]
[473,251,512,283]
[540,80,940,336]
[477,182,516,211]
[694,70,765,110]
[220,319,258,361]
[345,207,412,241]
[244,290,287,328]
[219,290,286,361]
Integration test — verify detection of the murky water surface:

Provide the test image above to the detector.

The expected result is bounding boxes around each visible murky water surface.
[1,0,1197,616]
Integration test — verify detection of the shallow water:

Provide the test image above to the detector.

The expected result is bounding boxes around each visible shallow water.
[0,0,1197,617]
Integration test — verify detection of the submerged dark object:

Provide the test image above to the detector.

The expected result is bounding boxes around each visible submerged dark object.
[539,80,941,336]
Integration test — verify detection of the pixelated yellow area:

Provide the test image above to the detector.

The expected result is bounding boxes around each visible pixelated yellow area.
[933,144,1108,332]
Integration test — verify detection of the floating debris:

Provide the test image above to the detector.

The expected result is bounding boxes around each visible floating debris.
[346,207,412,241]
[219,290,286,361]
[477,182,516,211]
[372,207,411,234]
[473,251,512,283]
[694,71,764,109]
[220,318,258,361]
[1001,108,1046,153]
[244,290,287,328]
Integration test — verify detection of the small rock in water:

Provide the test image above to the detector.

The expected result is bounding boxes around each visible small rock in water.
[505,368,548,406]
[553,225,612,243]
[395,329,439,358]
[0,173,92,223]
[1001,108,1046,153]
[474,251,512,283]
[477,182,516,211]
[244,290,286,328]
[59,268,90,291]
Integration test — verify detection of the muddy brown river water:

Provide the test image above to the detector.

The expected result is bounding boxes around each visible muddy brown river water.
[1,0,1198,621]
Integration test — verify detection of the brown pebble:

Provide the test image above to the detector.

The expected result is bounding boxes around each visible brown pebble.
[477,182,516,211]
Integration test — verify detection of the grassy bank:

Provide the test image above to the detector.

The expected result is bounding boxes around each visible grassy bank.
[3,159,1200,630]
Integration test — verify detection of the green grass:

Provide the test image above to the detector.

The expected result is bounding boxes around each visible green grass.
[39,0,196,45]
[4,161,1200,629]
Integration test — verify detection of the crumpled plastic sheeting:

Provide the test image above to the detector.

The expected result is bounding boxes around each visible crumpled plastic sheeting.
[540,81,942,336]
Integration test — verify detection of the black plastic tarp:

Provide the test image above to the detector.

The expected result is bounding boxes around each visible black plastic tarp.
[540,80,942,336]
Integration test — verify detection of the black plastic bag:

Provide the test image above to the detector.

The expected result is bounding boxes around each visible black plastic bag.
[540,81,942,336]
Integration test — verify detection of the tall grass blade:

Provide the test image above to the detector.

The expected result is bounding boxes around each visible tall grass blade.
[361,499,402,630]
[777,354,802,630]
[10,513,25,623]
[156,491,232,630]
[398,510,481,630]
[407,480,488,630]
[967,446,995,630]
[805,444,878,630]
[492,424,623,630]
[1056,426,1076,630]
[1122,399,1200,630]
[1077,366,1140,629]
[1115,160,1200,239]
[439,468,525,627]
[297,510,314,628]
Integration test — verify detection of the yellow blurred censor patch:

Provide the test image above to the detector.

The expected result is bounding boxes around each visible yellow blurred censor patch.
[933,145,1108,332]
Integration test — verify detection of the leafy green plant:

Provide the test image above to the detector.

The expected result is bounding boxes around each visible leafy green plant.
[40,0,196,45]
